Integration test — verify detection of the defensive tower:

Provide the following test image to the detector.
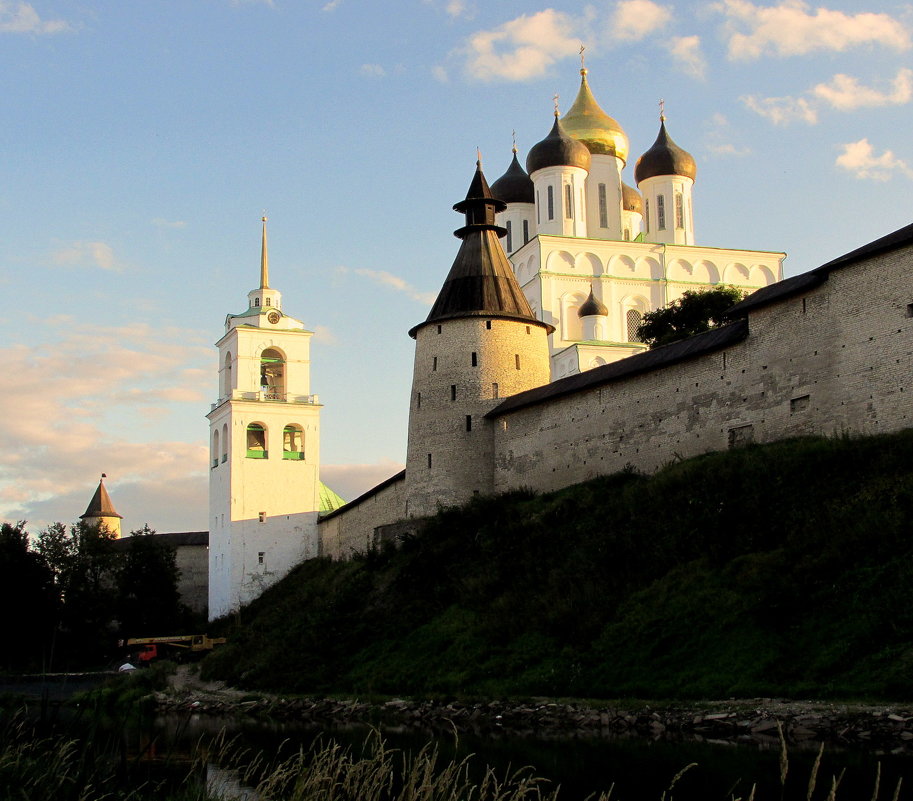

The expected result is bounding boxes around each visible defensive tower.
[404,160,552,518]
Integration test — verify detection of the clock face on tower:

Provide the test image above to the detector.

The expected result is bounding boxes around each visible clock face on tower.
[267,311,280,324]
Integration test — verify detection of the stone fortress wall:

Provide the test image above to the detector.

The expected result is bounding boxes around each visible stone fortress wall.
[317,226,913,559]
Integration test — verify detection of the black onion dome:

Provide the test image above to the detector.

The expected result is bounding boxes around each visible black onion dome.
[410,161,554,338]
[578,286,608,317]
[622,182,643,214]
[634,120,697,184]
[491,151,534,204]
[526,116,591,175]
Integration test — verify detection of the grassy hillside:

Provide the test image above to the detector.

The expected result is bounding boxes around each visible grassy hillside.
[203,431,913,700]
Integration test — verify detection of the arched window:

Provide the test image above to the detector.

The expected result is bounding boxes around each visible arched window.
[675,192,684,229]
[626,309,644,342]
[212,429,220,469]
[598,183,608,228]
[223,352,232,398]
[547,185,554,220]
[657,194,666,230]
[246,423,268,458]
[283,425,304,460]
[254,298,260,307]
[221,423,228,463]
[564,184,573,219]
[260,348,285,400]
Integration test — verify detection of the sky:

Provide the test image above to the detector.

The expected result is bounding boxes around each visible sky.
[1,0,911,534]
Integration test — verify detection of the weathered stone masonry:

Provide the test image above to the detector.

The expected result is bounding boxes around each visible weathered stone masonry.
[317,224,913,558]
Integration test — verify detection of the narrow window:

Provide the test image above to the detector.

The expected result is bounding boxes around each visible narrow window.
[258,552,265,565]
[254,298,260,306]
[486,320,492,330]
[265,298,271,306]
[657,194,666,230]
[258,511,266,523]
[471,351,477,367]
[416,391,421,409]
[598,183,608,228]
[515,354,521,370]
[212,430,220,469]
[522,219,529,244]
[221,423,228,463]
[803,298,808,314]
[564,184,573,219]
[427,453,432,469]
[623,228,630,241]
[675,192,684,229]
[450,384,456,401]
[506,220,513,252]
[432,356,438,371]
[437,325,442,334]
[465,415,472,432]
[246,423,267,458]
[547,185,554,220]
[626,309,643,342]
[492,382,499,398]
[645,199,650,232]
[526,325,531,333]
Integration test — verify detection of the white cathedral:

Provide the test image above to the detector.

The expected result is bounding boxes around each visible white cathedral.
[206,67,785,618]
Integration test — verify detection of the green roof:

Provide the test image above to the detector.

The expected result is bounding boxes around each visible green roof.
[318,482,346,515]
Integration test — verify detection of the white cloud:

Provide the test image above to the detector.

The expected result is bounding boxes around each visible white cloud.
[311,324,338,346]
[669,35,706,79]
[705,112,751,156]
[0,319,212,531]
[0,1,70,34]
[812,69,913,111]
[432,65,449,83]
[51,240,123,271]
[359,63,386,78]
[610,0,672,41]
[151,217,187,229]
[445,0,469,18]
[715,0,911,60]
[337,266,436,305]
[741,93,818,125]
[322,0,342,11]
[458,9,582,82]
[836,138,913,181]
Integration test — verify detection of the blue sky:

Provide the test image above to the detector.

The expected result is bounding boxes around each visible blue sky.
[1,0,910,533]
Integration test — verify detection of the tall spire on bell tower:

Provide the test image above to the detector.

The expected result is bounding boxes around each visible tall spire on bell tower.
[260,216,270,290]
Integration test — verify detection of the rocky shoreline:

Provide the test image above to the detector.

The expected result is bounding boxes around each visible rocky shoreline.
[155,671,913,751]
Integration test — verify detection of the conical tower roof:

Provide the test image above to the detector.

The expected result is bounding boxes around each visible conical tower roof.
[410,160,553,337]
[561,69,629,163]
[634,119,696,184]
[80,475,122,520]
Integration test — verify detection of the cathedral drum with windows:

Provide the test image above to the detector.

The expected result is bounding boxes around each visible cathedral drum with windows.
[207,218,322,618]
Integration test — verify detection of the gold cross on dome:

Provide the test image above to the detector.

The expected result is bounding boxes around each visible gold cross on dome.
[659,98,665,121]
[579,43,585,69]
[553,93,560,116]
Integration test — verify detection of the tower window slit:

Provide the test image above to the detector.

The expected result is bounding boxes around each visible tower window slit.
[466,415,472,432]
[547,186,554,220]
[598,183,608,228]
[645,199,650,232]
[564,184,573,219]
[506,220,512,252]
[657,194,666,230]
[486,320,491,330]
[432,356,438,371]
[515,354,521,370]
[492,382,499,398]
[675,192,684,229]
[451,384,457,401]
[523,219,529,244]
[427,453,432,469]
[471,351,477,367]
[416,391,421,409]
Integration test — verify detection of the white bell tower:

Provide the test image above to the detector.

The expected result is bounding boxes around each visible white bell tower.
[207,218,322,619]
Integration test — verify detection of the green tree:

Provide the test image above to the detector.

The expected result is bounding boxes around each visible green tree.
[0,522,56,671]
[115,525,185,637]
[636,285,744,349]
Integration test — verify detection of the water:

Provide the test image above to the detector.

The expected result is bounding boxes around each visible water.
[141,712,913,800]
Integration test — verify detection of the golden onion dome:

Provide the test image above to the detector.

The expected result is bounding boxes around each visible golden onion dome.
[561,69,629,164]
